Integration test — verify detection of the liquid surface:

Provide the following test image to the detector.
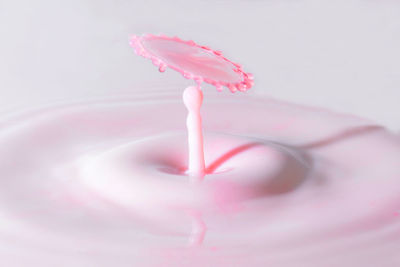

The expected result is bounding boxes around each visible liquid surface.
[1,91,400,267]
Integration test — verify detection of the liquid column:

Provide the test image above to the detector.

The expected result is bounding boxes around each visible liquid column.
[183,86,207,245]
[183,86,206,179]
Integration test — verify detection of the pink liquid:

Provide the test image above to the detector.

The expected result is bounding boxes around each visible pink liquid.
[183,86,205,178]
[130,34,254,92]
[131,33,254,185]
[0,90,399,266]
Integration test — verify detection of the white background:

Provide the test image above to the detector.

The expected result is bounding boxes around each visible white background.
[0,0,399,131]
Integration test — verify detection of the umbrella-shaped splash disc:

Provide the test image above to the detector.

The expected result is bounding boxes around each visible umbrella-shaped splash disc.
[130,34,254,179]
[130,34,253,92]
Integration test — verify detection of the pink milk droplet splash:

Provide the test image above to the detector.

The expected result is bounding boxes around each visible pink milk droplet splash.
[130,34,254,179]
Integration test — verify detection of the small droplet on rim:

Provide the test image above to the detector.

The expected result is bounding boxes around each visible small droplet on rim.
[159,64,167,72]
[194,77,204,85]
[228,84,237,93]
[237,83,246,92]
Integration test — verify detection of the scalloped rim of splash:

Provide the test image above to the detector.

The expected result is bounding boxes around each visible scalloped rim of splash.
[130,34,254,93]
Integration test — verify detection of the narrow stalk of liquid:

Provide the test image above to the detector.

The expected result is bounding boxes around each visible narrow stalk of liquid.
[183,86,206,179]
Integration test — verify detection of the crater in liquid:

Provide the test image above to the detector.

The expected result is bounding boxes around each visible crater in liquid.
[79,132,311,216]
